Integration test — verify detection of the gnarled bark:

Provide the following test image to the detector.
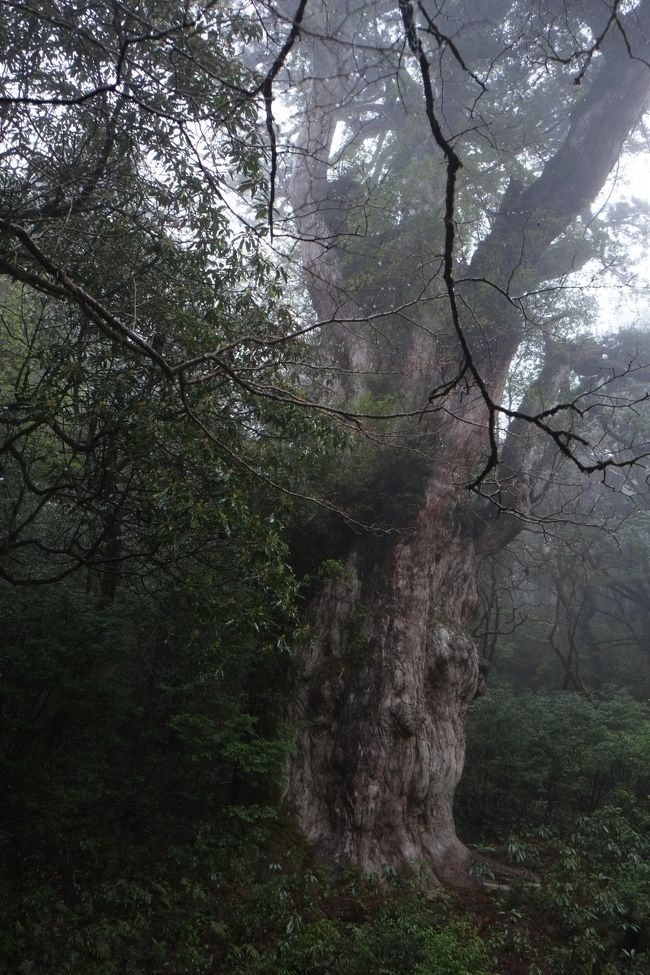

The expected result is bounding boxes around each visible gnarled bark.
[287,469,481,884]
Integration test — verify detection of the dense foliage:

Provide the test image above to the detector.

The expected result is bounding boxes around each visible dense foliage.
[0,535,297,972]
[459,690,650,975]
[460,689,650,826]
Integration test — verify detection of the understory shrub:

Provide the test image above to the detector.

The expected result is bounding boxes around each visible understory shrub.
[227,892,497,975]
[458,688,650,828]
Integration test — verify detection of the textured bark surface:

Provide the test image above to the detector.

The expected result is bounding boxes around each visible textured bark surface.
[287,476,480,884]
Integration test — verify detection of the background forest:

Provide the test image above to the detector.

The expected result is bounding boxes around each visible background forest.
[3,0,650,973]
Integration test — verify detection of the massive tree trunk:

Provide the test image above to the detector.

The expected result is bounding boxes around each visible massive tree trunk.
[284,0,650,883]
[288,483,479,883]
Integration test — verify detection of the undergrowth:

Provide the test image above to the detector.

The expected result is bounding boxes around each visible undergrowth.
[4,683,650,973]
